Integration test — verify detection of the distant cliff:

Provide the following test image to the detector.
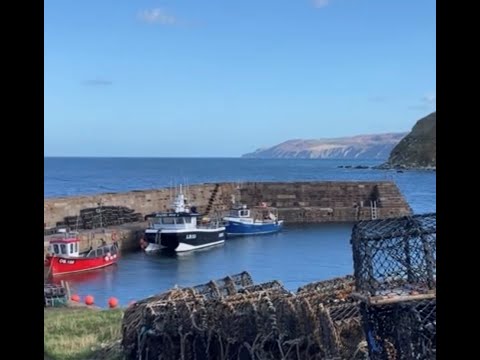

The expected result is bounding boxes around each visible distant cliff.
[242,133,407,160]
[383,112,436,169]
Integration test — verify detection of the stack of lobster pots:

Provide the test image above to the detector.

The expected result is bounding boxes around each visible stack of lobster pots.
[54,206,143,230]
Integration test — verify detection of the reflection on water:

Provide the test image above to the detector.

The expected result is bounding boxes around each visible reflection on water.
[50,265,120,286]
[64,223,355,308]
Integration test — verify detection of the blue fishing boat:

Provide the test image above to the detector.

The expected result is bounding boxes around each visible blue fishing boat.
[223,203,284,236]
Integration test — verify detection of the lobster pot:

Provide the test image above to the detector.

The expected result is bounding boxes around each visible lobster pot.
[45,297,67,307]
[79,206,142,229]
[131,290,364,360]
[238,280,289,294]
[44,283,67,308]
[122,272,255,359]
[121,288,201,359]
[297,275,356,303]
[351,213,436,299]
[190,271,254,299]
[296,276,364,356]
[121,274,366,360]
[360,297,436,360]
[45,205,143,234]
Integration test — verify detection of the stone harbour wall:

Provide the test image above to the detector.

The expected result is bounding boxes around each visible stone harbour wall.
[44,181,412,228]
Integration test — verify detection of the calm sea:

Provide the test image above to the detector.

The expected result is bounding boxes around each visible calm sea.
[44,157,436,307]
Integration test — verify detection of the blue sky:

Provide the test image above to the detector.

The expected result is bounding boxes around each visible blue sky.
[44,0,436,157]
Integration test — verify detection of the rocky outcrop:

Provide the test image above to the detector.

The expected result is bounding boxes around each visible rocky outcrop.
[381,112,436,169]
[242,133,407,159]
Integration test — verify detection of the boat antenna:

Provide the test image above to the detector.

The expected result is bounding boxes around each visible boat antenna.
[185,176,188,201]
[185,177,191,207]
[236,181,242,206]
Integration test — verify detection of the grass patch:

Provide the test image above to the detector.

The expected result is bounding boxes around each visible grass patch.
[44,308,124,360]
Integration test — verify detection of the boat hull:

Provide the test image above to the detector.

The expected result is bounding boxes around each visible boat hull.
[160,228,226,252]
[225,220,284,236]
[143,242,161,252]
[46,254,118,276]
[143,229,161,252]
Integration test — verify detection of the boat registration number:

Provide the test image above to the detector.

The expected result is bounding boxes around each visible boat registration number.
[186,234,197,239]
[58,258,76,265]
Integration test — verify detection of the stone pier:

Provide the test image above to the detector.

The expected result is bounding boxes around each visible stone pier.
[43,181,412,255]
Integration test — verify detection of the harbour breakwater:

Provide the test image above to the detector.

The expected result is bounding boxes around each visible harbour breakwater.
[44,181,412,254]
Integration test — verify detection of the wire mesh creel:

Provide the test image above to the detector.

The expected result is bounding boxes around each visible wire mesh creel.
[351,213,436,299]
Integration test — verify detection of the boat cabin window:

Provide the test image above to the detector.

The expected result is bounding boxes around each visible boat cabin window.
[240,210,249,217]
[75,243,79,252]
[96,248,104,257]
[161,217,175,225]
[60,244,67,255]
[70,243,74,253]
[53,244,59,254]
[174,217,191,224]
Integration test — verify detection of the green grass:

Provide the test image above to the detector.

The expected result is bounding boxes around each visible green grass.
[44,308,124,360]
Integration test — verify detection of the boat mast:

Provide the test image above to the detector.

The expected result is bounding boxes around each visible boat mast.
[172,183,190,213]
[236,181,242,206]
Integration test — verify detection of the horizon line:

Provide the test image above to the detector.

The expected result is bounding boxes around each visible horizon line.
[44,155,243,159]
[44,156,386,161]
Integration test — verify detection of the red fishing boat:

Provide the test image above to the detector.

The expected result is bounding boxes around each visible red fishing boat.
[44,230,119,276]
[48,265,118,286]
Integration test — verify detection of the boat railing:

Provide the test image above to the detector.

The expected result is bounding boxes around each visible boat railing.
[84,243,118,258]
[197,219,226,229]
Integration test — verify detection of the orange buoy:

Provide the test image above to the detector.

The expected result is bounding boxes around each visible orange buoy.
[71,294,80,302]
[108,297,119,308]
[85,295,95,305]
